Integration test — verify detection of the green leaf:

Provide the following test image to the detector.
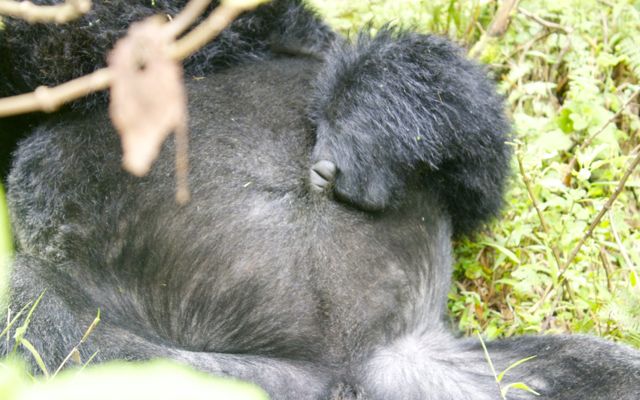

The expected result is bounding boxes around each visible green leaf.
[497,356,537,382]
[12,290,46,345]
[0,183,12,308]
[18,338,49,378]
[556,108,574,133]
[481,242,520,265]
[501,381,541,397]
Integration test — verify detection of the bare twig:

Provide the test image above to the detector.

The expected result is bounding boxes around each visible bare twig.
[549,33,572,80]
[164,0,212,38]
[564,151,640,270]
[0,0,91,24]
[0,0,266,117]
[516,30,551,65]
[469,0,520,59]
[596,0,614,7]
[517,150,564,269]
[518,7,571,34]
[0,69,112,117]
[530,150,640,312]
[598,246,613,292]
[518,149,564,314]
[487,0,520,37]
[528,278,554,314]
[601,11,608,48]
[503,29,550,66]
[169,0,256,60]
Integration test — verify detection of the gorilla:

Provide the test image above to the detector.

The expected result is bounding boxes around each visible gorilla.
[1,1,639,399]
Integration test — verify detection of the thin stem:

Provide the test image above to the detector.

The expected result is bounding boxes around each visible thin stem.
[0,0,266,117]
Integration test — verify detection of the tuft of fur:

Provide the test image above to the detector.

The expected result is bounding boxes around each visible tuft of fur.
[311,29,511,236]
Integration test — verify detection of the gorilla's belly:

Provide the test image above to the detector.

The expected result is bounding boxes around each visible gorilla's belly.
[9,58,453,362]
[129,190,451,361]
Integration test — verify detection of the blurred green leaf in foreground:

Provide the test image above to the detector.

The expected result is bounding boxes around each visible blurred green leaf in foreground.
[0,359,268,400]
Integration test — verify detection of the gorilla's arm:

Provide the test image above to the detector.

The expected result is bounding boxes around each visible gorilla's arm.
[354,329,640,400]
[310,30,511,236]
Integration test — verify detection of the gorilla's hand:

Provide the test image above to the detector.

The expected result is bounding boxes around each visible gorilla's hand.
[310,137,407,212]
[309,29,511,233]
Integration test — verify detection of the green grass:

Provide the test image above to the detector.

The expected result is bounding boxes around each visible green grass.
[311,0,640,347]
[0,183,12,309]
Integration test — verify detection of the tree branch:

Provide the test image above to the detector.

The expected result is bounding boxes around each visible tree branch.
[0,69,111,117]
[0,0,91,24]
[169,0,253,61]
[530,149,640,313]
[164,0,212,38]
[0,0,267,118]
[469,0,520,59]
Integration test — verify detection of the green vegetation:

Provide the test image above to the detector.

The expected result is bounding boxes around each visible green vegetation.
[477,332,539,399]
[0,183,11,308]
[311,0,640,347]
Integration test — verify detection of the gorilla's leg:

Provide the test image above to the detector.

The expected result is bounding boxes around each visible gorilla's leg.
[353,329,640,400]
[3,256,332,400]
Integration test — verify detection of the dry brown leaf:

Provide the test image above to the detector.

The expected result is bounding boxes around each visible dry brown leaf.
[70,348,82,364]
[108,17,189,178]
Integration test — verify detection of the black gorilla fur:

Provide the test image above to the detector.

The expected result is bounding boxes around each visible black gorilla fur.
[1,1,639,399]
[310,31,511,235]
